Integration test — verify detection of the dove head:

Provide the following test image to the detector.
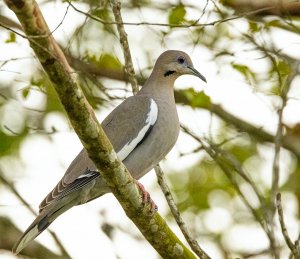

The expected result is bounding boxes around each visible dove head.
[153,50,207,83]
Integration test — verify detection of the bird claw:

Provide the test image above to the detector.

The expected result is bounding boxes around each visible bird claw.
[135,180,158,213]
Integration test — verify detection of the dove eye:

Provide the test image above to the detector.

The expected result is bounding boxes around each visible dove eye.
[177,57,185,64]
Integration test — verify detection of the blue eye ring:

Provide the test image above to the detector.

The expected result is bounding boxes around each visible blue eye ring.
[177,56,185,64]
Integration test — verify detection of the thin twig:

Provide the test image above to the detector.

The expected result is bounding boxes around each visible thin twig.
[276,193,296,253]
[0,22,62,64]
[110,0,138,94]
[155,165,210,259]
[109,1,209,257]
[67,1,283,28]
[180,125,279,255]
[270,62,298,258]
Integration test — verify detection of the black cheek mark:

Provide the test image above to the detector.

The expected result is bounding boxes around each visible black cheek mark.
[164,70,175,77]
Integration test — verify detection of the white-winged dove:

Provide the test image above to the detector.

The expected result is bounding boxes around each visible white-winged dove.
[13,50,206,254]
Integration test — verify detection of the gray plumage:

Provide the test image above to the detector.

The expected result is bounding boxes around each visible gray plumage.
[13,50,206,254]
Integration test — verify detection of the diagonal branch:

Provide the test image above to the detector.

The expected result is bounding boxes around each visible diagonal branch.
[155,165,211,259]
[109,1,208,257]
[180,125,278,253]
[4,0,196,258]
[276,193,298,255]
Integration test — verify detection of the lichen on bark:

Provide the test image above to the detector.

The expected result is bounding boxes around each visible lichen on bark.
[4,0,197,257]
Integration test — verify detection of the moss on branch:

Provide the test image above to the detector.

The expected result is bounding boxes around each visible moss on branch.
[4,0,196,257]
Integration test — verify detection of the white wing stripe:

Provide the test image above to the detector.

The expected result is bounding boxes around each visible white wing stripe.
[117,99,158,161]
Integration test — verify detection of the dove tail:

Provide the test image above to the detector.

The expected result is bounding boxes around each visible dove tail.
[12,214,52,254]
[13,198,77,255]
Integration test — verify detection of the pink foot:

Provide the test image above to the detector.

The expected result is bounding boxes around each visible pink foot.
[135,181,158,213]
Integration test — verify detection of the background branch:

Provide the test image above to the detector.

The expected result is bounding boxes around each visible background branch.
[155,165,210,259]
[4,0,196,257]
[109,1,208,256]
[276,193,300,257]
[110,0,138,94]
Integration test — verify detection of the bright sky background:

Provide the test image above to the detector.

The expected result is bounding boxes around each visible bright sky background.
[0,1,300,258]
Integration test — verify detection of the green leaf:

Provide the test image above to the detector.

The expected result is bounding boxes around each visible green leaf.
[168,4,186,25]
[91,8,115,34]
[46,83,64,112]
[265,19,281,28]
[99,54,122,70]
[282,164,300,216]
[228,143,257,163]
[30,77,45,88]
[91,8,110,20]
[5,32,16,43]
[232,63,249,76]
[248,21,260,33]
[191,91,211,108]
[180,88,211,108]
[87,53,122,70]
[232,63,256,85]
[22,87,30,99]
[168,159,235,212]
[277,59,290,77]
[0,128,28,156]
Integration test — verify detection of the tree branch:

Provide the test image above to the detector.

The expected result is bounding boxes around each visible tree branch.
[276,193,300,256]
[108,1,206,256]
[155,165,210,259]
[180,125,279,255]
[110,0,138,94]
[4,0,196,257]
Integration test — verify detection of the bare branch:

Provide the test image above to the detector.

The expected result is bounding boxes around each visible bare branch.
[108,1,208,256]
[4,0,196,257]
[110,0,138,94]
[65,0,288,28]
[276,193,297,253]
[180,125,279,255]
[155,165,210,259]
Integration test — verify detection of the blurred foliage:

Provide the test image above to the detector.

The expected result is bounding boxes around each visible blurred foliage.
[5,32,16,43]
[168,4,186,26]
[1,0,300,257]
[231,63,257,85]
[169,159,235,212]
[0,129,27,156]
[180,89,211,108]
[87,53,122,70]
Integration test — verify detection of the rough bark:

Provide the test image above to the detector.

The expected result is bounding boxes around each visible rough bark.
[4,0,196,258]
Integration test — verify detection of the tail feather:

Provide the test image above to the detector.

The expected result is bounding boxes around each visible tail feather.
[12,179,105,254]
[13,196,78,255]
[12,214,51,254]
